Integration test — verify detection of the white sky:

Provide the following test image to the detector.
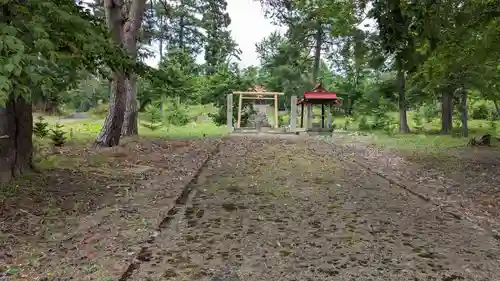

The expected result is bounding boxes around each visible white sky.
[144,0,282,68]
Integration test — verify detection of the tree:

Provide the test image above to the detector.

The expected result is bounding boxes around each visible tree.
[201,0,238,74]
[95,0,147,144]
[371,0,413,133]
[121,0,148,136]
[0,0,121,182]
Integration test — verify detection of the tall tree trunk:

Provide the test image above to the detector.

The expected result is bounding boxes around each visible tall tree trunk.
[312,26,322,83]
[396,56,410,133]
[460,88,468,137]
[441,90,453,133]
[95,0,127,147]
[179,0,185,49]
[121,0,147,136]
[0,96,33,183]
[313,25,322,123]
[158,15,164,116]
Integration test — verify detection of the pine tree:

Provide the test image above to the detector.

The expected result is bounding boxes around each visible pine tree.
[201,0,237,74]
[141,104,163,131]
[33,116,49,138]
[50,123,67,147]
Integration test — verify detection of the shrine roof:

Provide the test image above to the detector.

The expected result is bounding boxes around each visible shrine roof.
[297,82,340,104]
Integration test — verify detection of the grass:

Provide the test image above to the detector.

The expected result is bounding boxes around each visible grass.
[37,115,226,144]
[276,106,499,153]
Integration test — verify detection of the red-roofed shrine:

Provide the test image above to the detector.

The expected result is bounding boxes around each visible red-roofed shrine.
[297,82,341,130]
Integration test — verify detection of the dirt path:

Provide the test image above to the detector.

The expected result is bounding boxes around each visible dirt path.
[123,137,500,281]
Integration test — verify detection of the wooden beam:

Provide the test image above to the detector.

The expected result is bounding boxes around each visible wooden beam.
[236,93,243,128]
[274,94,279,128]
[241,97,275,100]
[300,103,304,128]
[321,104,325,128]
[227,94,233,132]
[232,91,284,95]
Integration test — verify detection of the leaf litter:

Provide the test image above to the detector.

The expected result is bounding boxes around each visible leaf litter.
[123,136,500,281]
[2,135,500,280]
[0,136,219,280]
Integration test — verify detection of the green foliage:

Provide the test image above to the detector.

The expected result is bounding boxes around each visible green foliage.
[50,123,67,147]
[489,120,498,133]
[371,108,393,130]
[164,100,190,128]
[344,116,353,130]
[421,104,439,123]
[412,110,424,133]
[383,122,399,136]
[358,116,370,131]
[470,101,493,120]
[88,103,110,117]
[33,116,49,138]
[141,105,163,131]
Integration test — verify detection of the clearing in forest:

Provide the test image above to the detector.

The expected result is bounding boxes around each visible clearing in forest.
[1,136,500,280]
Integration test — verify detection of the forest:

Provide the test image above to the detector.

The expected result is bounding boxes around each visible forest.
[0,0,499,183]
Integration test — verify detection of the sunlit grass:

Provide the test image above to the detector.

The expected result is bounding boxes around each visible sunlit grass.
[38,117,226,143]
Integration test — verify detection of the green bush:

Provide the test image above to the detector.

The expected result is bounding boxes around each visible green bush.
[210,102,255,127]
[141,104,163,131]
[421,103,439,123]
[88,103,109,117]
[470,101,493,120]
[358,116,370,131]
[383,122,398,136]
[489,120,498,133]
[33,116,49,138]
[50,123,67,147]
[344,116,353,130]
[164,101,190,127]
[412,110,424,133]
[371,109,393,130]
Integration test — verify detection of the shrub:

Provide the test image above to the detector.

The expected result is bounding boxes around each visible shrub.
[470,101,493,120]
[50,123,67,147]
[371,109,392,130]
[164,102,189,127]
[421,103,439,123]
[412,110,424,133]
[383,122,398,136]
[210,102,255,127]
[343,116,353,130]
[141,104,163,131]
[489,120,498,133]
[358,116,370,131]
[33,116,49,138]
[88,103,109,117]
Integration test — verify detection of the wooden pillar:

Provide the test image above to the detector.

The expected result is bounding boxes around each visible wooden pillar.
[300,103,304,128]
[236,93,243,128]
[274,94,279,128]
[321,104,325,128]
[306,104,313,129]
[227,94,233,132]
[326,103,333,129]
[290,95,297,132]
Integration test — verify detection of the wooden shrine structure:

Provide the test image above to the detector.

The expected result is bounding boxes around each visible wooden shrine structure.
[297,82,340,131]
[232,85,284,129]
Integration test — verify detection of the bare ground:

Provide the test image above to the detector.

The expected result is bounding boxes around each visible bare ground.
[1,136,500,280]
[0,137,220,280]
[128,137,499,281]
[327,133,500,235]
